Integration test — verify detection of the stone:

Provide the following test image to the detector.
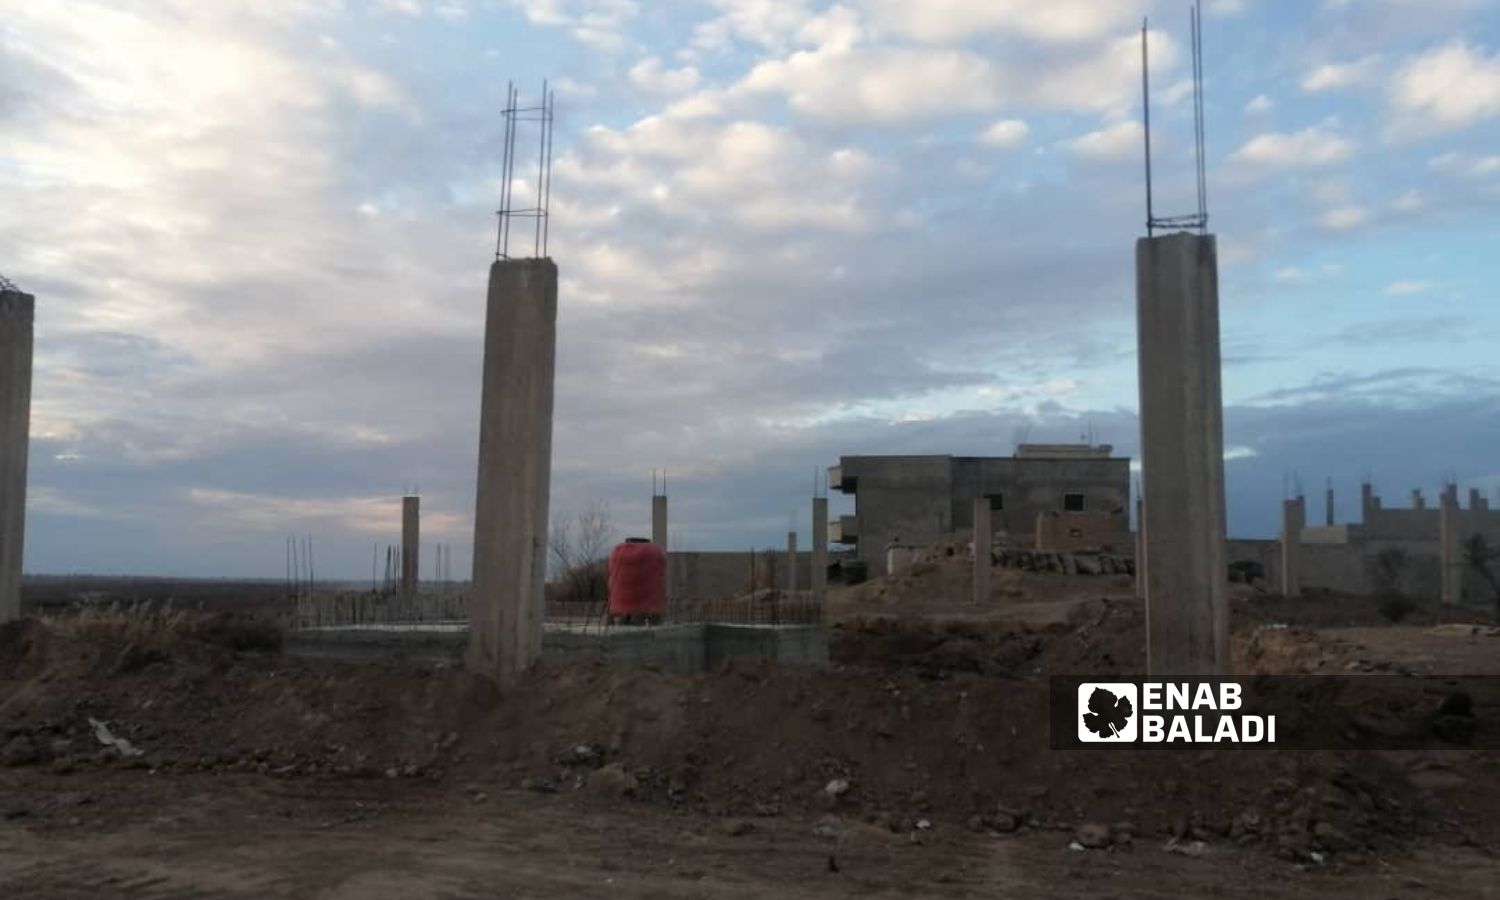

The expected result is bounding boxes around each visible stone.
[585,762,637,798]
[1075,822,1111,849]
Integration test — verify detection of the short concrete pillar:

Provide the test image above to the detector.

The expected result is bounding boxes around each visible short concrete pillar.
[810,497,828,606]
[786,530,798,596]
[1325,485,1335,527]
[1440,484,1463,606]
[401,495,420,601]
[1280,496,1304,598]
[0,288,33,623]
[1412,489,1425,510]
[972,497,992,604]
[1361,482,1378,522]
[1135,233,1229,680]
[468,259,557,683]
[1469,488,1483,511]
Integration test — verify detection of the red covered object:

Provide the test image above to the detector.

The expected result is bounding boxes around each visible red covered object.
[608,539,667,617]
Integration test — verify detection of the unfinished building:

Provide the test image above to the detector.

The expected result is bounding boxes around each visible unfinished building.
[828,444,1130,576]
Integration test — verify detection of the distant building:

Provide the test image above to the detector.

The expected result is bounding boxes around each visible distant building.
[827,445,1131,576]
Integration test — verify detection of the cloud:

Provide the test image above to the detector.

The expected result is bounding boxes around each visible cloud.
[628,57,701,94]
[1229,127,1354,169]
[1388,41,1500,135]
[1063,121,1142,162]
[1428,151,1500,178]
[1244,93,1274,114]
[1317,205,1370,231]
[980,118,1028,149]
[1384,280,1432,295]
[861,0,1140,44]
[1301,55,1381,92]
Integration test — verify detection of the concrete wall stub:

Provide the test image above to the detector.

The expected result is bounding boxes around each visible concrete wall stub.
[0,289,33,623]
[1135,233,1229,680]
[811,497,828,606]
[972,497,992,604]
[1280,496,1304,598]
[467,258,557,683]
[401,495,420,601]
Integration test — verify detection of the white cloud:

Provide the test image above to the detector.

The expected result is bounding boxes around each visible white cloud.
[1428,151,1500,178]
[1385,280,1432,295]
[1301,55,1381,92]
[1245,93,1274,114]
[862,0,1139,44]
[628,57,701,94]
[980,119,1029,149]
[1229,127,1354,168]
[1391,189,1424,211]
[1274,267,1311,284]
[1317,205,1370,231]
[510,0,639,49]
[1063,121,1142,162]
[1388,41,1500,135]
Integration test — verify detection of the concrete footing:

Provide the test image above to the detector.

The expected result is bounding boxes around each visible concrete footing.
[1135,233,1229,680]
[0,288,33,623]
[467,258,557,683]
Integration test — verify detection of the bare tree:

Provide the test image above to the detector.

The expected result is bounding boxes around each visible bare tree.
[549,502,615,607]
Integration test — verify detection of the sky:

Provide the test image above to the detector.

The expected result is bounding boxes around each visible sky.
[2,0,1499,578]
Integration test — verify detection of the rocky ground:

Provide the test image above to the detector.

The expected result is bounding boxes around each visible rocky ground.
[2,567,1498,898]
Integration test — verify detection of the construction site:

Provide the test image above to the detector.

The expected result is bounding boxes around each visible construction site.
[4,4,1500,899]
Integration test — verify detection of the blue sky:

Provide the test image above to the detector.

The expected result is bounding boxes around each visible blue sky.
[1,0,1498,577]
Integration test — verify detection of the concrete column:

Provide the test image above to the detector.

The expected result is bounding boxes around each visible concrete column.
[786,530,798,596]
[972,497,991,604]
[1325,484,1335,527]
[1135,233,1229,680]
[1412,489,1425,510]
[0,289,33,623]
[1280,496,1303,598]
[468,259,557,683]
[1361,482,1378,522]
[1134,495,1146,600]
[651,494,667,548]
[1440,484,1463,606]
[401,495,419,601]
[1469,488,1483,511]
[811,497,828,606]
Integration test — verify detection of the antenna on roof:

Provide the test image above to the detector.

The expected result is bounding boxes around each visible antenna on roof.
[1141,0,1209,237]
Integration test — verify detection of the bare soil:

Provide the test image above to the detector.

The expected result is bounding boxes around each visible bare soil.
[2,561,1499,898]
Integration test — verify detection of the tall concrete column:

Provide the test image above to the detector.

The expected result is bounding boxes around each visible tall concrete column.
[1361,482,1377,523]
[468,259,557,683]
[1469,488,1483,511]
[1134,495,1146,600]
[1280,496,1304,599]
[811,497,828,606]
[1412,489,1425,510]
[786,530,798,596]
[1440,484,1463,606]
[1136,233,1229,680]
[1325,483,1335,527]
[972,497,991,605]
[0,288,33,623]
[651,494,667,549]
[401,494,420,601]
